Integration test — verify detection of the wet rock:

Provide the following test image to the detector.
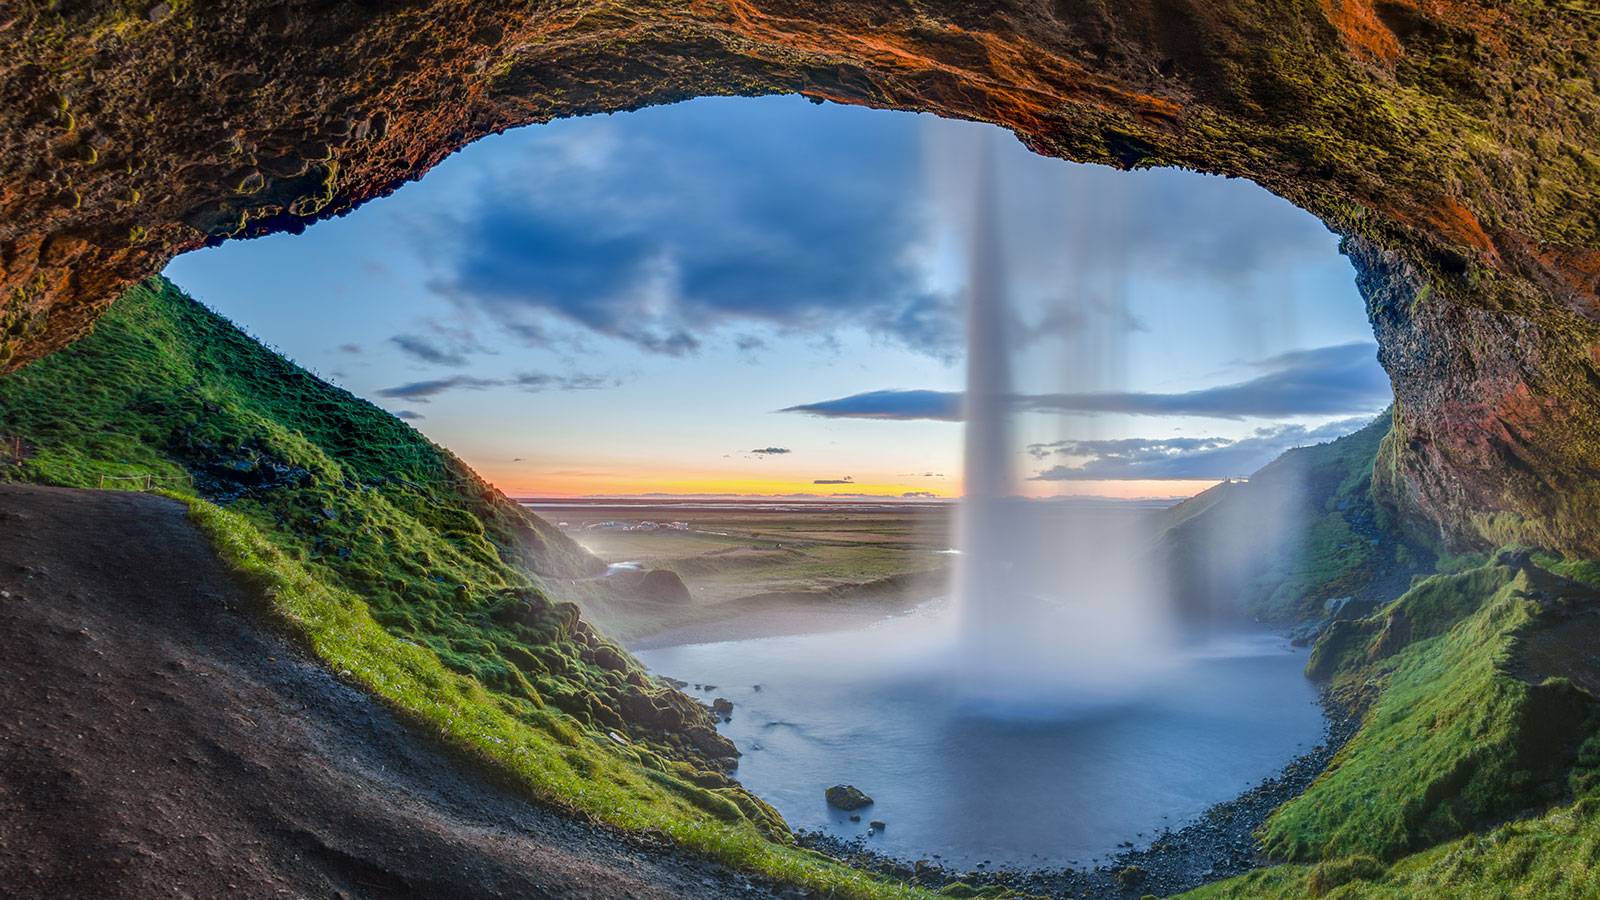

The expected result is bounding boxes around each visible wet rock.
[1288,621,1324,647]
[710,697,734,719]
[825,784,873,811]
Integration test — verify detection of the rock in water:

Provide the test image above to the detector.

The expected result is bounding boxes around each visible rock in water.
[710,698,734,719]
[825,785,873,811]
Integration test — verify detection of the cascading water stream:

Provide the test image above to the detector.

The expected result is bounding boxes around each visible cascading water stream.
[951,131,1176,710]
[953,134,1024,686]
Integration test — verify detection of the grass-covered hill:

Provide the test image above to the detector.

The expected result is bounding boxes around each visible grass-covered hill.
[0,278,946,897]
[1153,412,1600,897]
[1154,413,1436,624]
[0,277,767,763]
[1191,551,1600,898]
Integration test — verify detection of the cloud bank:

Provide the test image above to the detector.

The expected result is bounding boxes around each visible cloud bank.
[780,342,1389,421]
[1028,417,1378,481]
[424,100,960,359]
[377,371,614,402]
[415,98,1343,362]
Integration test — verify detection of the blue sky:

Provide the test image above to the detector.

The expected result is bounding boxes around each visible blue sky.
[163,96,1388,498]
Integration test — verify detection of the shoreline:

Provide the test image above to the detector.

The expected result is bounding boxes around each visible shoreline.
[794,685,1362,898]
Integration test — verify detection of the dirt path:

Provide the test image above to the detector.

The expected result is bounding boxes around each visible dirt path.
[0,484,790,899]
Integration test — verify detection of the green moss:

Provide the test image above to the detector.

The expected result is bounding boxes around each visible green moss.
[1264,561,1599,862]
[1183,556,1600,899]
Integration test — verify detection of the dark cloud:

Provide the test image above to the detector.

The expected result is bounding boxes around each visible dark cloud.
[1028,417,1375,481]
[782,343,1388,421]
[510,371,613,392]
[1016,343,1389,419]
[390,333,469,367]
[398,98,1349,365]
[783,389,962,421]
[422,100,959,358]
[337,343,363,354]
[375,371,613,402]
[750,447,791,455]
[814,476,855,485]
[394,410,425,420]
[902,491,939,499]
[376,375,502,402]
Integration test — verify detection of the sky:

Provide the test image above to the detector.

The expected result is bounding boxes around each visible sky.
[163,96,1390,500]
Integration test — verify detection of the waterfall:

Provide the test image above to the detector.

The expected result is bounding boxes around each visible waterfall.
[953,133,1023,680]
[949,130,1175,711]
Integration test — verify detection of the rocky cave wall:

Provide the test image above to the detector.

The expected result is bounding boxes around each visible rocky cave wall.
[3,0,1598,554]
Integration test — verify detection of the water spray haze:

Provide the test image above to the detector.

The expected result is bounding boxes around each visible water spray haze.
[950,130,1176,714]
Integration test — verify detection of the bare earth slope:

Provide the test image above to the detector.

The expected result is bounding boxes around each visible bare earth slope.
[0,483,779,900]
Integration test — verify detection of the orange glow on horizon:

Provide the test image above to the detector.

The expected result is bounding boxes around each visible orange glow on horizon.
[475,462,1220,502]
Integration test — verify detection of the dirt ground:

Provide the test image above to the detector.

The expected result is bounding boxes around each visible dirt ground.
[0,483,790,899]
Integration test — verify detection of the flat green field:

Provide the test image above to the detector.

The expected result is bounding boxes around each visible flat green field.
[528,500,955,646]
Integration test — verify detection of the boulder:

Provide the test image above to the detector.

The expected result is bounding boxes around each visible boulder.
[825,784,873,811]
[638,569,691,603]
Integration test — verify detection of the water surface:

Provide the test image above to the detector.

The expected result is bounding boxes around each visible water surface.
[638,605,1322,868]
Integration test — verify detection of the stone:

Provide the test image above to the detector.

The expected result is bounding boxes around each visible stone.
[824,785,873,811]
[710,697,734,718]
[637,569,691,603]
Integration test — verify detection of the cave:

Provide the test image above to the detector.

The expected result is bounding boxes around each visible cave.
[5,3,1600,896]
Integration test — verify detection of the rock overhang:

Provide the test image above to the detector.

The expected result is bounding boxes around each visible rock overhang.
[2,0,1597,552]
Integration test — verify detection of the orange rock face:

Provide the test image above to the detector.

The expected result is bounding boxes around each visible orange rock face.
[1,0,1597,552]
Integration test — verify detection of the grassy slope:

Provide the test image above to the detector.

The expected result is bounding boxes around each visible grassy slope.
[1187,555,1600,898]
[181,497,937,898]
[1158,413,1600,898]
[1155,413,1433,623]
[0,278,961,898]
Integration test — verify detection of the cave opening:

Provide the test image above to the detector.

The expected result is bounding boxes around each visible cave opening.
[151,95,1394,867]
[5,5,1600,895]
